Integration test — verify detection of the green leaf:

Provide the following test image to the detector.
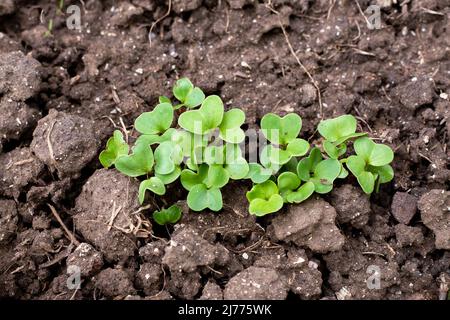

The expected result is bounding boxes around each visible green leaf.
[267,145,292,165]
[154,141,183,175]
[187,184,222,211]
[99,130,129,168]
[180,164,209,191]
[323,140,347,159]
[246,180,279,202]
[245,163,272,183]
[369,164,394,184]
[277,172,301,198]
[205,164,229,189]
[173,78,194,102]
[296,147,323,181]
[249,194,284,217]
[159,96,171,104]
[135,103,173,135]
[139,177,165,204]
[369,144,394,166]
[115,140,154,177]
[156,166,181,185]
[136,128,176,146]
[225,157,249,180]
[178,95,224,134]
[286,138,309,157]
[354,137,393,166]
[219,109,246,143]
[333,132,367,145]
[318,114,357,142]
[247,181,283,215]
[357,171,375,194]
[311,159,341,194]
[153,205,183,225]
[345,155,366,177]
[337,162,349,179]
[185,87,205,108]
[261,113,302,145]
[286,181,315,203]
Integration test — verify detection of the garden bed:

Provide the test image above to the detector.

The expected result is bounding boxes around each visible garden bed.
[0,0,449,300]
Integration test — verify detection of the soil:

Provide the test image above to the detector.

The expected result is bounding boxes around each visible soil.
[0,0,449,300]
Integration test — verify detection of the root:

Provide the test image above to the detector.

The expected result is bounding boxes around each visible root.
[48,204,80,246]
[149,0,172,47]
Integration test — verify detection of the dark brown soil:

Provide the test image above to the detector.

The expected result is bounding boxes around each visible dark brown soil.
[0,0,449,300]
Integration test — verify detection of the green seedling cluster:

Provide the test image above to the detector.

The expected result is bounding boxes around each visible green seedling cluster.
[246,114,394,216]
[100,78,394,220]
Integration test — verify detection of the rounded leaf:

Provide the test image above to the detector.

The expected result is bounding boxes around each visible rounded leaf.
[99,130,129,168]
[357,171,375,194]
[156,166,181,185]
[286,181,315,203]
[345,155,366,177]
[318,114,357,142]
[261,113,302,145]
[185,87,205,108]
[219,109,246,143]
[246,180,279,202]
[245,163,272,183]
[368,144,394,166]
[187,184,223,211]
[154,141,183,175]
[205,164,229,189]
[139,177,165,204]
[115,141,154,177]
[249,194,284,216]
[135,103,173,135]
[286,138,309,157]
[173,78,194,102]
[225,157,249,180]
[180,165,208,191]
[277,172,301,194]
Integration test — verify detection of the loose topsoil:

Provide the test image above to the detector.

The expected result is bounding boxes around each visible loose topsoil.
[0,0,449,300]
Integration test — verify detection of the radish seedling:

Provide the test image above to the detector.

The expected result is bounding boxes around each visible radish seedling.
[99,78,394,219]
[261,113,310,165]
[246,180,284,216]
[345,137,394,194]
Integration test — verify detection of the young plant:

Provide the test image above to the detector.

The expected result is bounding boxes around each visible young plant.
[152,205,183,225]
[99,78,395,222]
[99,130,129,168]
[261,113,310,165]
[345,137,394,194]
[246,180,284,216]
[318,114,366,159]
[172,78,205,109]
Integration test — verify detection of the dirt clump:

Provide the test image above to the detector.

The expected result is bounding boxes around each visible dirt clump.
[418,189,450,250]
[269,197,345,253]
[395,224,424,247]
[135,263,163,296]
[199,281,223,300]
[224,266,289,300]
[73,169,143,263]
[67,243,104,278]
[330,184,371,228]
[31,110,100,178]
[391,192,418,225]
[95,268,136,298]
[0,51,41,101]
[0,199,18,245]
[0,147,44,198]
